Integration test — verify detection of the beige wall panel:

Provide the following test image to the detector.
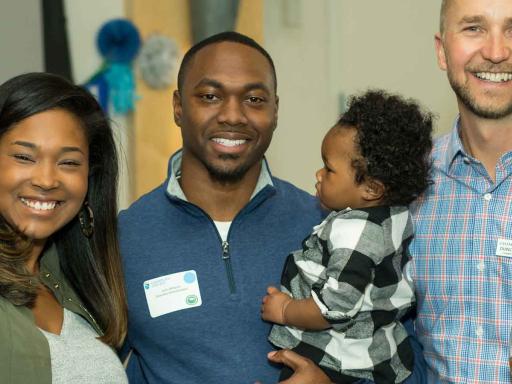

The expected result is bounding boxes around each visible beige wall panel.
[236,0,263,42]
[127,0,191,198]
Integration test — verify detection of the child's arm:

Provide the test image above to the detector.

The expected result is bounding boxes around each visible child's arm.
[261,286,330,330]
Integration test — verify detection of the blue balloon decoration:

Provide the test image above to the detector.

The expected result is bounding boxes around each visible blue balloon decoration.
[97,19,141,63]
[84,18,141,115]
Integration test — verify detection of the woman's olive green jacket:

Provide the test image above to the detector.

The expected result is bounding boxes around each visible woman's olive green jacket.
[0,244,102,384]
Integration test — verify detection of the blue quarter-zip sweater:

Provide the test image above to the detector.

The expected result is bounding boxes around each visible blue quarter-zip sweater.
[118,151,323,383]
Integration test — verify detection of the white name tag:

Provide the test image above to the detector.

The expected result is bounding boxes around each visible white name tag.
[143,270,202,318]
[496,238,512,258]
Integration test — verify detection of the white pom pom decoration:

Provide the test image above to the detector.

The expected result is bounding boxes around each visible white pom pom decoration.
[138,35,179,89]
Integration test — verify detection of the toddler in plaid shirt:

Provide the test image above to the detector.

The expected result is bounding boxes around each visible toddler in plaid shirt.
[261,90,432,384]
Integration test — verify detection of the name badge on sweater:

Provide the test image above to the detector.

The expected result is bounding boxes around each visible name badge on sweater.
[143,270,202,318]
[496,238,512,257]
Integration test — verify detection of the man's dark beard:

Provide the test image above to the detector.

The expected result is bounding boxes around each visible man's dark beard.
[449,70,512,119]
[204,154,251,183]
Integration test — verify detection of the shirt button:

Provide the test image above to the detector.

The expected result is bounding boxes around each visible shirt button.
[483,193,492,201]
[45,273,50,278]
[463,157,471,164]
[53,283,60,289]
[477,262,485,272]
[476,325,484,337]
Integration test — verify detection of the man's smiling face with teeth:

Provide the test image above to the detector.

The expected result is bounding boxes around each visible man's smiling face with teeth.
[474,72,512,82]
[211,138,247,147]
[436,0,512,119]
[0,109,89,243]
[173,41,278,183]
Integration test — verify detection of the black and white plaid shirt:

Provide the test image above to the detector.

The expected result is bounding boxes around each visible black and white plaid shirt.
[269,205,415,383]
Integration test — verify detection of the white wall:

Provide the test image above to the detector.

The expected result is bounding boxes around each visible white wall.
[264,0,336,193]
[264,0,458,193]
[0,0,44,83]
[329,0,456,133]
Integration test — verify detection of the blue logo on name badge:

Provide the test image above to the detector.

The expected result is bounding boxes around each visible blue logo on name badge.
[183,271,196,284]
[144,283,150,290]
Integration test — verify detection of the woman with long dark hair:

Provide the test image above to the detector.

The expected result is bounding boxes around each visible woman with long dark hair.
[0,72,128,383]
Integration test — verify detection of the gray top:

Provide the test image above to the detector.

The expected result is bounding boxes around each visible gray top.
[40,309,128,384]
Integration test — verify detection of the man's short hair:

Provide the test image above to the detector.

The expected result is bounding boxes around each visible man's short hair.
[176,31,277,93]
[439,0,450,35]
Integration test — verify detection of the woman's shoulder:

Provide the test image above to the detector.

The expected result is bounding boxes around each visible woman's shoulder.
[0,296,16,353]
[0,295,33,327]
[0,295,52,384]
[0,295,16,318]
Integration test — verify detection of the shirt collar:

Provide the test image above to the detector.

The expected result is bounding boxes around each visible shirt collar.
[166,149,274,201]
[38,242,63,281]
[441,116,471,171]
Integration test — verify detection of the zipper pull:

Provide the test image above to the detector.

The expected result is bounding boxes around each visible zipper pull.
[222,241,230,259]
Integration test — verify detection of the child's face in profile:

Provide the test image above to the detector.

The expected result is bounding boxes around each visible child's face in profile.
[315,126,369,211]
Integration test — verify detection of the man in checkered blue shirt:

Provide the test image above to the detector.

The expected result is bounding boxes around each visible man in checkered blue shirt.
[410,0,512,382]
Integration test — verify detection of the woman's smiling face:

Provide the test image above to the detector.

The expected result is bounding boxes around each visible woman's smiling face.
[0,108,89,243]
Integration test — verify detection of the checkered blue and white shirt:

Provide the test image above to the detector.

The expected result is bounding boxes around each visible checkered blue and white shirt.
[410,119,512,383]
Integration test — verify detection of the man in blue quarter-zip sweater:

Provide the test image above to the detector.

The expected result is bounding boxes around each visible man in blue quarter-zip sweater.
[118,32,425,384]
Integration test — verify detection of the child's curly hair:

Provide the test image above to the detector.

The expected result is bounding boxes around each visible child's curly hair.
[337,89,433,205]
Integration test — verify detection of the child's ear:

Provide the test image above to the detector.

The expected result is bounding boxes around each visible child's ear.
[362,179,385,202]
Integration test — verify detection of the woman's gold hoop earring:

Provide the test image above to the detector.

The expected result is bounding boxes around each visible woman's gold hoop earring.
[79,202,94,238]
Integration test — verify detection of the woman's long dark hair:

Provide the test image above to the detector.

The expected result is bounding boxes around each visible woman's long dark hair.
[0,72,127,347]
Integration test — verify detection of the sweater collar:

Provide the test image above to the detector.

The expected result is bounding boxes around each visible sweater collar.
[165,149,274,202]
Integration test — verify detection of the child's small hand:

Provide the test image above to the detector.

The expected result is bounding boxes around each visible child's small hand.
[261,286,292,325]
